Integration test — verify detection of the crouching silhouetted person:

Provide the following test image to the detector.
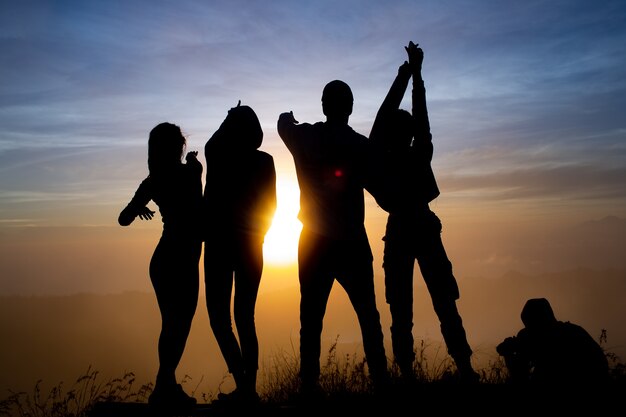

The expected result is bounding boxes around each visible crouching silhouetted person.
[497,298,609,386]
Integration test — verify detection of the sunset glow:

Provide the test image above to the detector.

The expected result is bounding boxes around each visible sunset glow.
[263,177,302,265]
[1,0,625,401]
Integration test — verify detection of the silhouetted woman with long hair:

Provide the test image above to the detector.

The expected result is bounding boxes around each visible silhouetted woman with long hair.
[118,122,203,411]
[203,102,276,403]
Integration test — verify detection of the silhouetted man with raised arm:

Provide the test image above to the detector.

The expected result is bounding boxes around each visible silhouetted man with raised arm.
[368,42,479,383]
[278,80,389,398]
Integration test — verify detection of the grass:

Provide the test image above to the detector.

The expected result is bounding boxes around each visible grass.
[0,366,151,417]
[1,332,624,416]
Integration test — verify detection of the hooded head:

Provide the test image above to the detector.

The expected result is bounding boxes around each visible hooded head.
[321,80,353,120]
[225,103,263,150]
[521,298,557,330]
[208,101,263,151]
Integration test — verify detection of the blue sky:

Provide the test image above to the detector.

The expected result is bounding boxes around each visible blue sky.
[0,0,625,294]
[1,0,625,226]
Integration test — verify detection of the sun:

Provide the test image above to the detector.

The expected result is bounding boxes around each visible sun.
[263,177,302,265]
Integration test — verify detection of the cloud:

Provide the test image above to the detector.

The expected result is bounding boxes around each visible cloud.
[439,163,626,202]
[0,0,624,237]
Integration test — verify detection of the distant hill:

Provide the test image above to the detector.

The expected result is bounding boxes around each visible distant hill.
[1,267,624,398]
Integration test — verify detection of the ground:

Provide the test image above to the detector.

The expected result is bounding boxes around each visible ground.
[88,382,623,416]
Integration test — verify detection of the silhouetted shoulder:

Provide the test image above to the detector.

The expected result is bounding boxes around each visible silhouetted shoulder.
[256,150,275,163]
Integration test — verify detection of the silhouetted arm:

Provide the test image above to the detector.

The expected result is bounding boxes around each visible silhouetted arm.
[497,335,532,383]
[277,111,299,147]
[407,42,433,162]
[118,178,154,226]
[260,155,278,235]
[369,61,411,144]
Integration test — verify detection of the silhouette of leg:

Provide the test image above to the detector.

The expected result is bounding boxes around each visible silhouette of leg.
[233,238,263,396]
[336,235,389,387]
[417,211,477,382]
[429,291,477,382]
[339,267,389,387]
[382,239,415,377]
[150,238,200,405]
[298,231,334,391]
[205,243,245,388]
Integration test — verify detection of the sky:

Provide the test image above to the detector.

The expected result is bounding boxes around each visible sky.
[1,0,625,294]
[1,0,626,395]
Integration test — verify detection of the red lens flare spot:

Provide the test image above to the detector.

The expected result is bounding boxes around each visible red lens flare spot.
[334,169,343,177]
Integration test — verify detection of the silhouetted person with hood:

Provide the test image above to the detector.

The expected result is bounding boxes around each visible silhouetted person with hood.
[497,297,609,386]
[368,42,479,383]
[204,102,277,404]
[118,122,202,411]
[278,81,389,398]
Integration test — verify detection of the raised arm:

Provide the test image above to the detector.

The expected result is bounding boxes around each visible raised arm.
[407,42,440,202]
[369,61,411,144]
[277,111,299,149]
[407,42,433,159]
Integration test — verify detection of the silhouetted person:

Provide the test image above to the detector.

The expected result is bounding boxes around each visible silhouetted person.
[497,297,609,386]
[118,122,202,411]
[368,42,479,383]
[203,102,277,404]
[277,81,389,398]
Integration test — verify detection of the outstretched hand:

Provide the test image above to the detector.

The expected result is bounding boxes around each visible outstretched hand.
[405,41,423,72]
[137,206,156,221]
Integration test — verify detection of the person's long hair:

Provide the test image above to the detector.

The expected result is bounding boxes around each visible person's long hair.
[148,122,186,177]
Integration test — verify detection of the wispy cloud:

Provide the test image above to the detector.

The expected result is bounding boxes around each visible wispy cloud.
[0,0,624,227]
[440,163,626,201]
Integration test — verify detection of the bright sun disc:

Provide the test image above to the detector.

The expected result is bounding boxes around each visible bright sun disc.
[263,177,302,265]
